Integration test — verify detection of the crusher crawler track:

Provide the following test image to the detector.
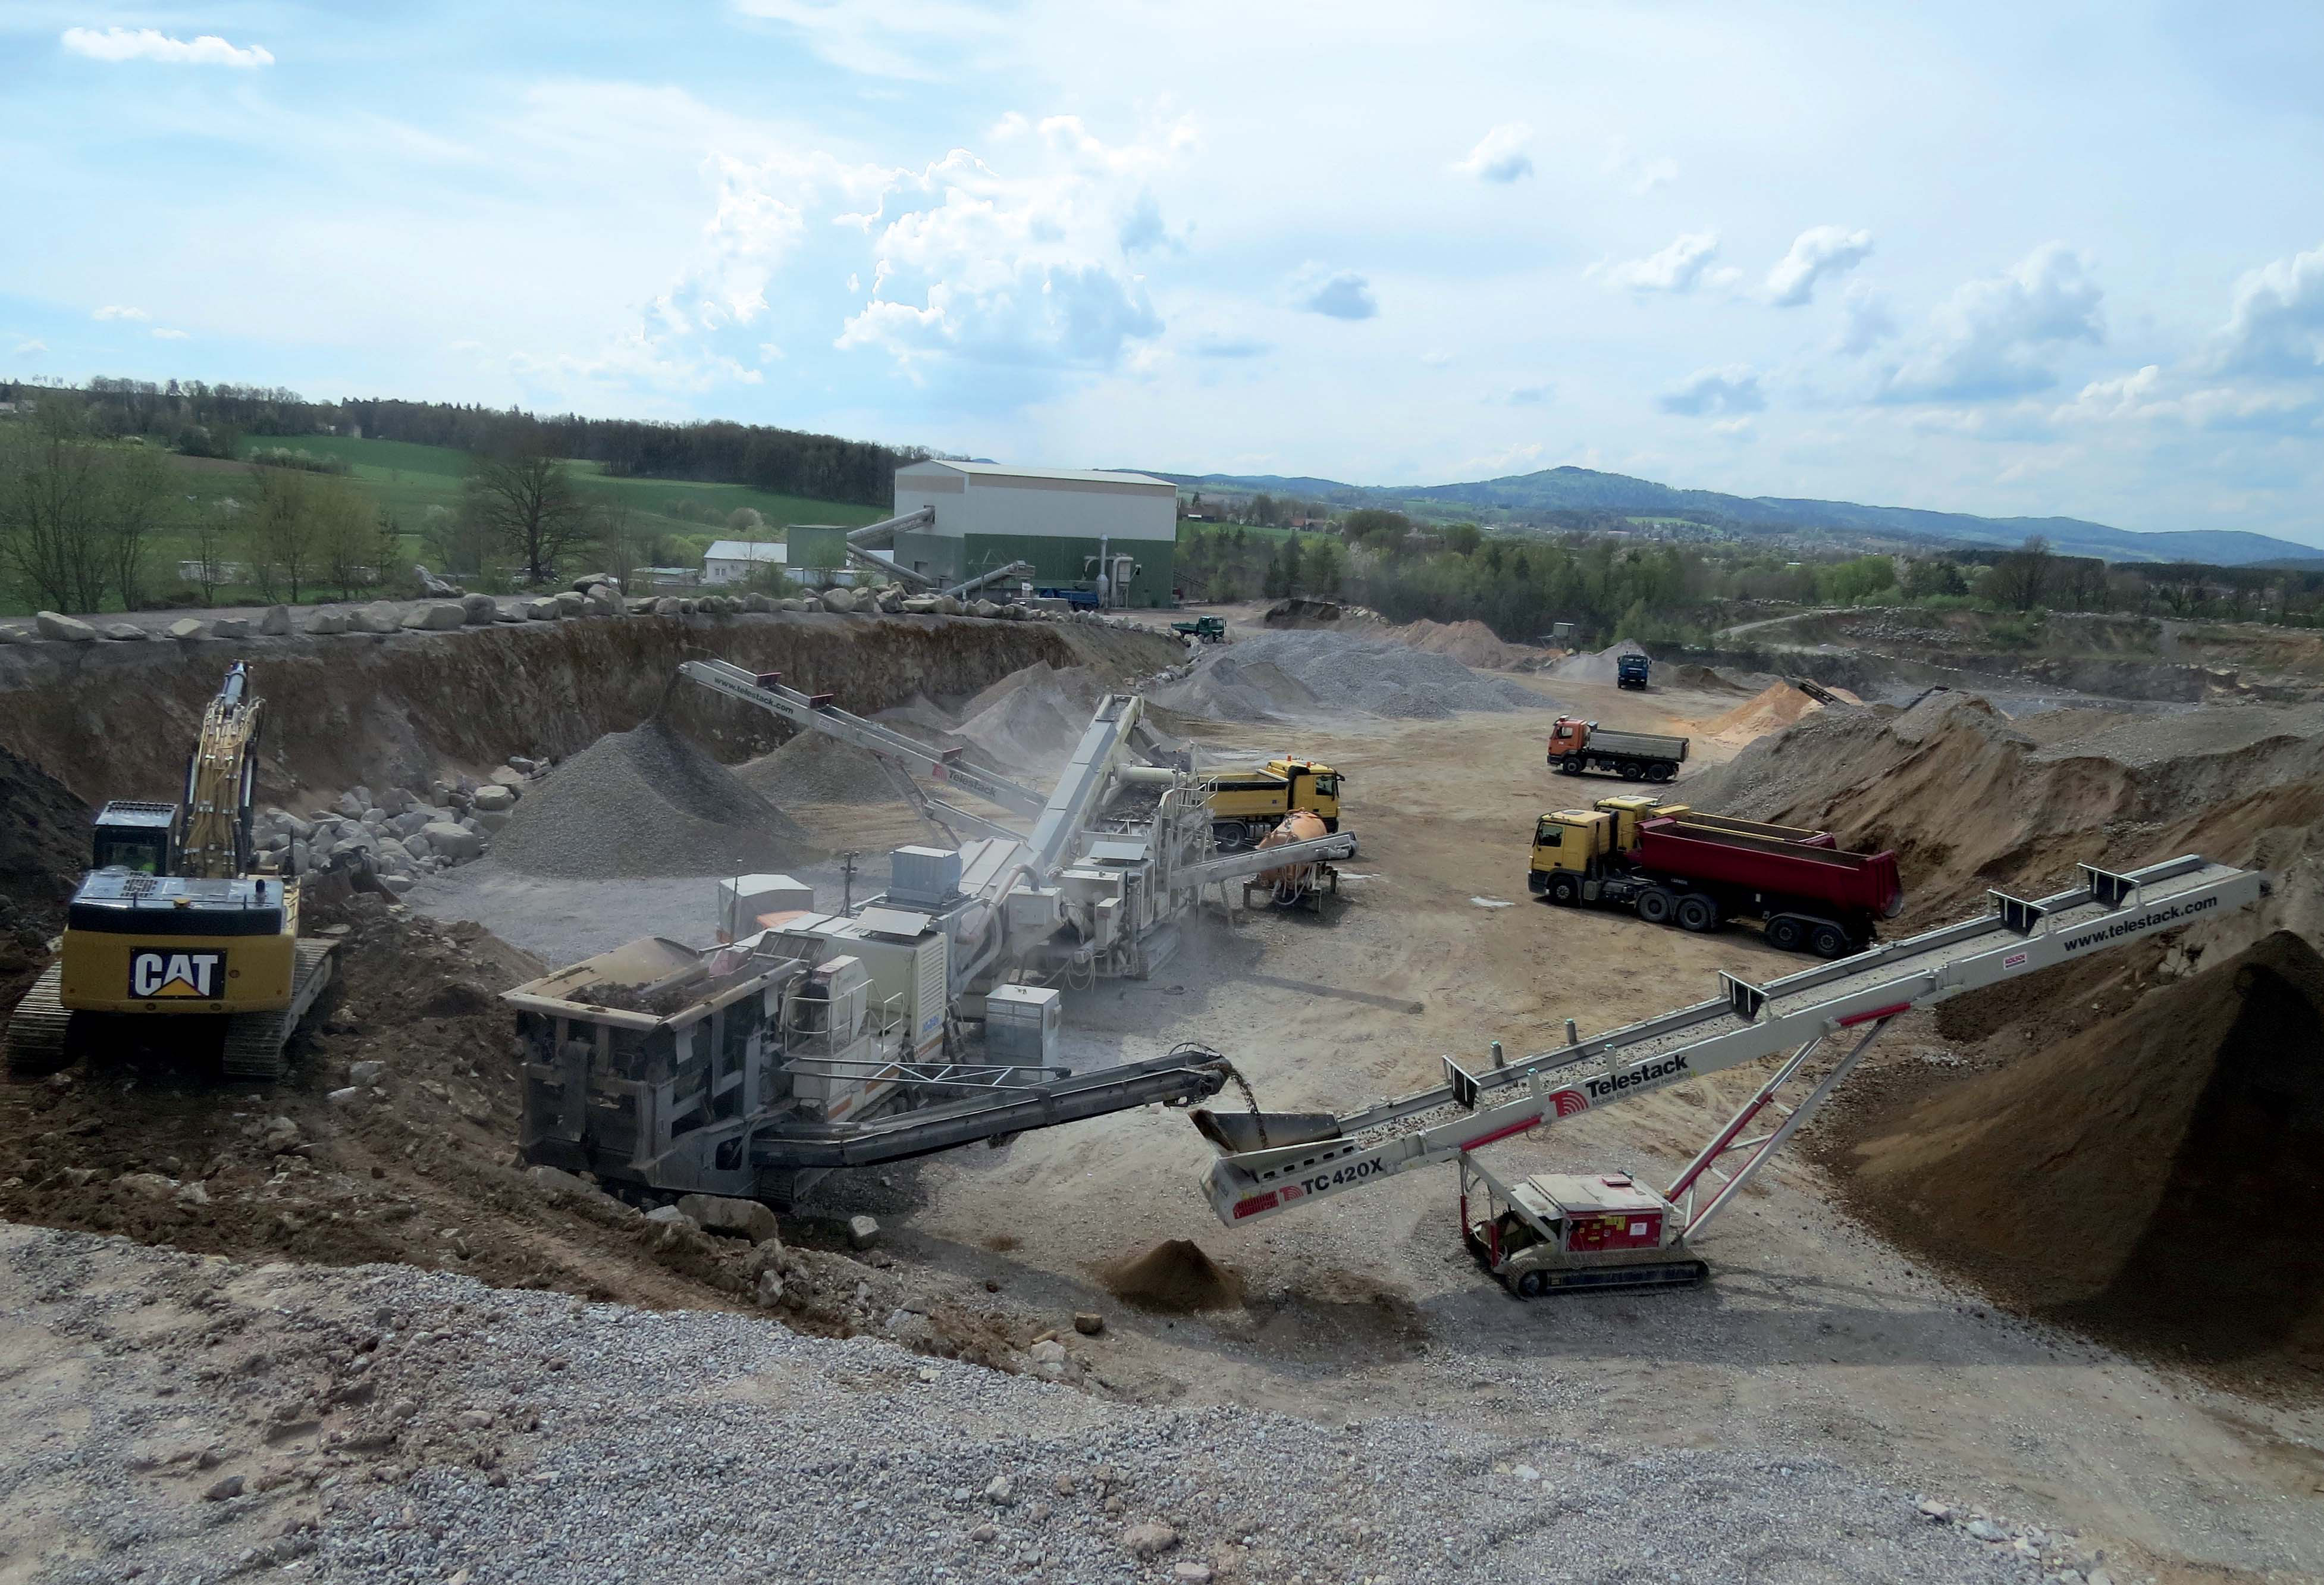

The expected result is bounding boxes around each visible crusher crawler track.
[222,940,338,1081]
[2,964,70,1076]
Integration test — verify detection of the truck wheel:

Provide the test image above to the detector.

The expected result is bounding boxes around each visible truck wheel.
[1618,759,1643,781]
[1548,873,1581,906]
[1650,762,1677,783]
[1810,923,1850,959]
[1637,888,1676,926]
[1676,894,1718,933]
[1212,821,1249,851]
[1514,1270,1549,1299]
[1764,916,1806,953]
[1560,756,1585,775]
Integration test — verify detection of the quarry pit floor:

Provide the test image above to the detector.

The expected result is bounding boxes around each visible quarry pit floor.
[404,671,2324,1583]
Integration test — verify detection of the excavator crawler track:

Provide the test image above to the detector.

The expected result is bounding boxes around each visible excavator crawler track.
[3,964,73,1077]
[221,939,337,1082]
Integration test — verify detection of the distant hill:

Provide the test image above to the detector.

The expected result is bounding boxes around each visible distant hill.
[1149,464,2324,567]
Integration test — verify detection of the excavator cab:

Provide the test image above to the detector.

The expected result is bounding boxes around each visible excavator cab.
[90,801,179,876]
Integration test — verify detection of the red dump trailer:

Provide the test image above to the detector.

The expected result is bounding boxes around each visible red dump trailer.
[1529,807,1905,957]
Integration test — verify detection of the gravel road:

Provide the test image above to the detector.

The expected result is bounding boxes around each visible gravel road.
[2,1224,2076,1585]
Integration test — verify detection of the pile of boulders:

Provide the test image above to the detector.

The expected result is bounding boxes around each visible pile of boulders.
[256,759,545,895]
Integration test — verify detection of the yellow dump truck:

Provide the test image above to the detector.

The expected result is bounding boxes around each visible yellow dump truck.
[1204,757,1345,850]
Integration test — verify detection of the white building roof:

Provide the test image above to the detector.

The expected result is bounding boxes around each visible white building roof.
[898,461,1174,490]
[702,540,788,563]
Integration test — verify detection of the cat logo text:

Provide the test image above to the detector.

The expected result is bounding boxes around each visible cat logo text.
[129,950,227,1000]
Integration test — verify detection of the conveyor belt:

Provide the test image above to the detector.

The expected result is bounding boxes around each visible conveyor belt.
[1199,854,2263,1223]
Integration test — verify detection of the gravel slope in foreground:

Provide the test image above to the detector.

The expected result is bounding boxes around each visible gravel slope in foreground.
[1,1224,2059,1585]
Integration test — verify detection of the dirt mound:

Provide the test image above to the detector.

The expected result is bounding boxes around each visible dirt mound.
[0,900,1040,1369]
[494,719,824,879]
[1101,1237,1246,1313]
[1702,681,1826,745]
[1154,631,1549,723]
[1667,663,1756,694]
[1679,691,2324,934]
[738,731,903,809]
[1548,639,1649,684]
[1824,932,2324,1391]
[1262,597,1346,629]
[1382,619,1539,672]
[0,745,89,1004]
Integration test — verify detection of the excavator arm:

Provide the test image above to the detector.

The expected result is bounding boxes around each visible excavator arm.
[178,662,263,879]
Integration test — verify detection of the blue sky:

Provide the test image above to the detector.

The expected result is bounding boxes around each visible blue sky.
[5,2,2323,545]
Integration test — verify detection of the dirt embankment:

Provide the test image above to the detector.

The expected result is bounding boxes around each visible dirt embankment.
[1820,932,2324,1396]
[0,612,1181,815]
[1683,690,2324,944]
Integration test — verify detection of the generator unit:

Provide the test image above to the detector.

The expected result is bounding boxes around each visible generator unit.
[1459,1160,1707,1295]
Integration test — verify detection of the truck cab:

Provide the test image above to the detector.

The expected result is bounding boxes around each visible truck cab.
[1617,653,1651,690]
[1528,809,1612,884]
[1206,758,1344,849]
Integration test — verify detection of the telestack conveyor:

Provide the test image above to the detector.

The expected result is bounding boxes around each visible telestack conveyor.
[1190,854,2264,1296]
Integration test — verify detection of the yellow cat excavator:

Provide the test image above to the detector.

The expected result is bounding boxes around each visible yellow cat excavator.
[3,662,335,1080]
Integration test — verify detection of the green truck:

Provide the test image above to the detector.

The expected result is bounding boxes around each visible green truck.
[1171,616,1227,643]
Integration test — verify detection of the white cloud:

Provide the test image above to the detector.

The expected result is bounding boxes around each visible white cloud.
[729,0,1005,80]
[1765,225,1874,307]
[2053,364,2322,435]
[1657,364,1765,416]
[61,27,274,67]
[1834,280,1896,356]
[1291,266,1378,321]
[1878,243,2105,402]
[11,339,45,358]
[2209,241,2324,379]
[1710,416,1754,437]
[1604,137,1677,194]
[1190,334,1269,359]
[150,327,189,340]
[1419,350,1454,367]
[1599,232,1736,295]
[1507,383,1552,405]
[93,305,149,321]
[1456,123,1533,184]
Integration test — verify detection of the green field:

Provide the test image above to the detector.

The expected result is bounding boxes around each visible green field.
[2,434,891,615]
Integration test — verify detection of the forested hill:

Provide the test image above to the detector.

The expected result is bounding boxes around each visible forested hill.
[1153,463,2323,567]
[22,378,913,509]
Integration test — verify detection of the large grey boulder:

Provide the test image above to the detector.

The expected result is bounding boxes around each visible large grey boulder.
[572,572,619,595]
[585,588,621,616]
[354,602,403,634]
[303,607,350,635]
[36,611,97,643]
[652,596,682,616]
[877,588,906,613]
[211,616,253,639]
[932,596,963,617]
[742,592,775,613]
[419,821,483,862]
[471,784,516,813]
[167,616,212,640]
[0,625,29,644]
[675,1194,781,1245]
[103,623,148,641]
[259,604,292,636]
[401,601,466,631]
[523,597,560,621]
[553,590,587,615]
[775,598,810,612]
[460,593,498,625]
[970,599,1001,619]
[818,588,858,615]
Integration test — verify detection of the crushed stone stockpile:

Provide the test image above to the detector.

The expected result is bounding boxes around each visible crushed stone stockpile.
[953,661,1110,770]
[1679,688,2324,929]
[1701,680,1832,746]
[1155,630,1550,722]
[491,719,824,879]
[6,1226,2074,1585]
[1380,618,1541,672]
[1826,931,2324,1393]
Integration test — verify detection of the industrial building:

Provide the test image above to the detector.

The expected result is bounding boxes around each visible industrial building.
[700,540,786,585]
[888,461,1177,608]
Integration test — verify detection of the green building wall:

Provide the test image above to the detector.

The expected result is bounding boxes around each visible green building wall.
[962,534,1175,608]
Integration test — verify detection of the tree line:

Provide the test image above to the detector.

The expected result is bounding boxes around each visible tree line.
[8,375,917,509]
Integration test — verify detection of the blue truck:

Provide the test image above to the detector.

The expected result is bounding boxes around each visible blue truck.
[1036,585,1102,611]
[1617,653,1651,690]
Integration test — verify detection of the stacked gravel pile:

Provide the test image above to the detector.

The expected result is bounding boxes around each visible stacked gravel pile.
[10,1226,2069,1585]
[493,719,823,878]
[1156,630,1550,722]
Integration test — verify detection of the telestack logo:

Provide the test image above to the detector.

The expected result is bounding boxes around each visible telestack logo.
[129,949,227,1000]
